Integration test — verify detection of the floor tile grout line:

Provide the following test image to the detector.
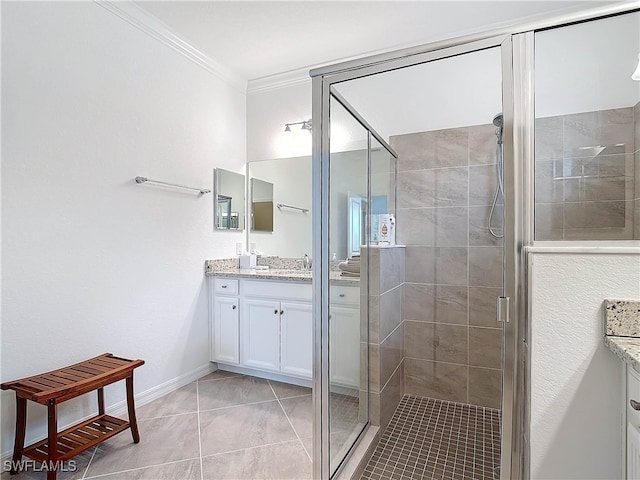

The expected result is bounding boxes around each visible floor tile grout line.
[267,379,312,463]
[196,378,204,480]
[197,372,244,383]
[83,456,202,479]
[201,438,306,460]
[80,446,97,480]
[199,396,295,414]
[137,409,198,422]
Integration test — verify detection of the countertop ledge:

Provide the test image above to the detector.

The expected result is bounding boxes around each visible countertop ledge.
[207,267,359,285]
[604,336,640,372]
[602,299,640,370]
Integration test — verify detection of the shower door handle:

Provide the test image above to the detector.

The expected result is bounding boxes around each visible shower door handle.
[497,296,510,323]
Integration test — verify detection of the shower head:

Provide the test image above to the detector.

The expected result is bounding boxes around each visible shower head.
[493,113,504,145]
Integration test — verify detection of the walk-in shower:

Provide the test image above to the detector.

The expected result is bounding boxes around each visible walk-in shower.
[312,40,511,479]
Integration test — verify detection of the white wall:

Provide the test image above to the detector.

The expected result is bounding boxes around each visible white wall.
[246,11,639,157]
[1,2,246,455]
[535,11,640,118]
[530,250,640,480]
[247,81,312,162]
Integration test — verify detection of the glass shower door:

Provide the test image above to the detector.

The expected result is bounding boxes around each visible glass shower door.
[320,89,397,477]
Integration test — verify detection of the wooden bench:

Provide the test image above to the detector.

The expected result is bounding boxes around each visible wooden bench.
[1,353,145,480]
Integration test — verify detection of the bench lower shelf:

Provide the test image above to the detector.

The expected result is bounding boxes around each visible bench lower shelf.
[23,414,130,463]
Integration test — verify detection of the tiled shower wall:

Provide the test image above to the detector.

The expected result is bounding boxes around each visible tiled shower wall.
[390,123,504,409]
[361,246,405,429]
[535,104,638,240]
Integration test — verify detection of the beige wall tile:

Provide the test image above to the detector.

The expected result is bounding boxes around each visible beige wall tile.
[404,321,467,364]
[404,283,467,325]
[380,323,404,389]
[469,287,503,328]
[379,285,403,341]
[469,205,503,246]
[535,116,563,160]
[391,131,436,172]
[469,327,502,369]
[535,203,564,241]
[563,108,634,154]
[469,123,498,165]
[379,360,404,429]
[397,170,435,208]
[405,246,467,285]
[469,164,499,206]
[469,367,502,409]
[379,246,405,293]
[433,167,469,207]
[469,246,503,288]
[404,358,467,403]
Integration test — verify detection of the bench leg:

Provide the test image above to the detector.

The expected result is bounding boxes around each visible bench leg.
[47,400,58,480]
[97,387,105,415]
[10,397,27,474]
[126,376,140,443]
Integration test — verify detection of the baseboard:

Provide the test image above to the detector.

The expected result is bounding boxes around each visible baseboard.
[1,362,216,464]
[217,364,312,388]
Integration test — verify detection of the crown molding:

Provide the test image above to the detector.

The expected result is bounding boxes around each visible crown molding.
[247,67,311,95]
[96,1,247,93]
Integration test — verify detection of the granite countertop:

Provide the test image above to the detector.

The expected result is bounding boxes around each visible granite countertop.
[604,336,640,372]
[205,258,361,285]
[210,268,359,285]
[603,299,640,370]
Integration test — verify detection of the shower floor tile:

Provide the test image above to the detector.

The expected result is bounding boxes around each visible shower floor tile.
[361,395,501,480]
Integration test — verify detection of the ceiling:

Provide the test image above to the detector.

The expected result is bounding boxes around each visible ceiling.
[135,1,615,81]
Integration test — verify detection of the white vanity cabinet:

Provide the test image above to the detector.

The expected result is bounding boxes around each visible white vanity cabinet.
[241,298,282,372]
[210,275,360,386]
[212,278,240,365]
[329,285,361,388]
[627,364,640,478]
[240,280,313,379]
[279,302,313,378]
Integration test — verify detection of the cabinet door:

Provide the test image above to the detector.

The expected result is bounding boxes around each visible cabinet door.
[280,302,313,379]
[241,298,281,372]
[213,297,239,365]
[329,305,361,388]
[629,423,640,479]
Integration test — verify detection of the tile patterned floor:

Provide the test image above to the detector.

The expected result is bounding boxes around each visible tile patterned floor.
[361,395,501,480]
[2,378,500,480]
[1,371,313,480]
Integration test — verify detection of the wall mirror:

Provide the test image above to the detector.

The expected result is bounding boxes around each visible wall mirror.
[248,157,312,257]
[250,177,274,232]
[213,168,245,230]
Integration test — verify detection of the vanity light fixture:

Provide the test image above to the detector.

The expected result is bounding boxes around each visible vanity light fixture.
[284,119,312,133]
[633,53,640,81]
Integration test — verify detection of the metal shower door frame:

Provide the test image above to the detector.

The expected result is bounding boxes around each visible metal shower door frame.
[312,34,521,479]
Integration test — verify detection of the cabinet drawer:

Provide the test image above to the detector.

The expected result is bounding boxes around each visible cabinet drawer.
[214,278,239,295]
[628,366,640,429]
[242,279,312,301]
[330,285,360,306]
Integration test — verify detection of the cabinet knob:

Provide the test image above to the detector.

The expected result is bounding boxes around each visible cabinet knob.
[339,294,346,298]
[631,399,640,411]
[274,309,279,314]
[232,305,237,310]
[280,310,284,315]
[221,285,227,289]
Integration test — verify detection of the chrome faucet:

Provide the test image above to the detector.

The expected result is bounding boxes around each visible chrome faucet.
[303,254,312,271]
